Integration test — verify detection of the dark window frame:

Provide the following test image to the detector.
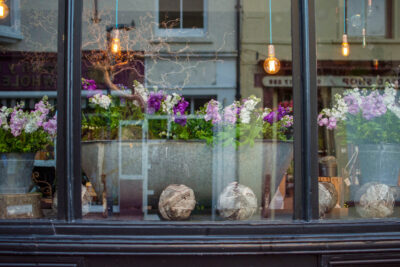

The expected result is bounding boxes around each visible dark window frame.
[1,0,400,256]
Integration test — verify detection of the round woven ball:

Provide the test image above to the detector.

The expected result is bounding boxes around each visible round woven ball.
[158,184,196,220]
[318,182,338,218]
[217,182,257,220]
[355,182,395,218]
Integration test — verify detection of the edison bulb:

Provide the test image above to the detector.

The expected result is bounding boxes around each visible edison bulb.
[263,45,280,75]
[0,1,9,19]
[110,29,121,54]
[341,34,350,57]
[111,38,120,54]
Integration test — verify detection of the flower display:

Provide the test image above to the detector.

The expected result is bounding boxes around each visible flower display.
[82,80,293,144]
[318,84,400,144]
[0,96,56,153]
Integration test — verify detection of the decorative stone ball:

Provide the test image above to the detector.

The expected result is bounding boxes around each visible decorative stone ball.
[158,184,196,221]
[355,182,395,218]
[217,182,258,220]
[318,182,338,218]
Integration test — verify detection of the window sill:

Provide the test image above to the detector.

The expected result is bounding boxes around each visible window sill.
[150,35,213,44]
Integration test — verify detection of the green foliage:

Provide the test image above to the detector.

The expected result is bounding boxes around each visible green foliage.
[0,128,52,153]
[337,109,400,144]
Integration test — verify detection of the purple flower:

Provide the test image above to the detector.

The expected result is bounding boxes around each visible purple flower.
[263,111,277,124]
[360,93,387,120]
[173,97,189,126]
[344,95,360,115]
[82,79,97,91]
[263,105,287,124]
[276,105,287,120]
[327,117,337,130]
[223,105,238,124]
[10,111,27,137]
[147,91,164,114]
[82,78,102,98]
[204,99,221,124]
[43,115,57,136]
[34,101,49,115]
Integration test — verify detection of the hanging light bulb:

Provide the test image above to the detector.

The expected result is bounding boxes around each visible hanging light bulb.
[373,59,379,70]
[264,44,280,75]
[0,0,9,19]
[264,0,280,75]
[341,34,350,57]
[111,29,120,54]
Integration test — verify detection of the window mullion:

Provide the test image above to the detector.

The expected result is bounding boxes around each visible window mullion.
[291,0,319,221]
[56,0,83,221]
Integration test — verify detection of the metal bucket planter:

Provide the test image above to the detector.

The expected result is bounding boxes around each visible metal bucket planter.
[357,144,400,186]
[81,140,293,215]
[0,153,36,194]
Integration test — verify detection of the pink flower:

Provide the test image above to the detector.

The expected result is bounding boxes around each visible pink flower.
[204,99,221,124]
[43,115,57,136]
[327,117,337,130]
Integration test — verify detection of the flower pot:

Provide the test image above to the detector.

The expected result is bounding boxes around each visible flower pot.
[81,140,293,215]
[0,153,36,194]
[357,144,400,186]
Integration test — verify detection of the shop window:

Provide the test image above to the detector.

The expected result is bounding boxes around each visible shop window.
[316,0,400,220]
[79,0,294,222]
[0,0,58,219]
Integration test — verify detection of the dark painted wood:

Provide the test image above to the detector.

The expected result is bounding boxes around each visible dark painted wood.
[56,0,83,221]
[292,0,319,220]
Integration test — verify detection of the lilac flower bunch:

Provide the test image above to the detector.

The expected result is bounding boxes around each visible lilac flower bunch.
[147,91,165,114]
[202,96,293,143]
[173,97,189,126]
[0,96,57,153]
[318,84,400,144]
[82,78,102,97]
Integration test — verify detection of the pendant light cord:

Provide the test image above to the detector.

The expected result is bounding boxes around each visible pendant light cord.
[116,0,119,29]
[343,0,346,34]
[269,0,272,44]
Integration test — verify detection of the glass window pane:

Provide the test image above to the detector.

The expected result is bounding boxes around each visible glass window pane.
[316,0,400,220]
[81,0,294,222]
[182,0,203,29]
[159,0,181,29]
[0,0,59,219]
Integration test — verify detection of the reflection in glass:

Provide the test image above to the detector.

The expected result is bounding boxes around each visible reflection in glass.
[81,0,294,221]
[316,0,400,219]
[0,0,59,219]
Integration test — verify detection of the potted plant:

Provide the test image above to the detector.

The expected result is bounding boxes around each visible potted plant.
[0,96,56,194]
[318,84,400,186]
[81,79,294,216]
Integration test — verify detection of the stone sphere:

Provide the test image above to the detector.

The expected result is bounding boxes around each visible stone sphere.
[318,182,338,218]
[217,182,257,220]
[355,182,395,218]
[158,184,196,221]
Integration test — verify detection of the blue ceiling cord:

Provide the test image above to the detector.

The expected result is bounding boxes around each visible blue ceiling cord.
[116,0,118,29]
[269,0,272,44]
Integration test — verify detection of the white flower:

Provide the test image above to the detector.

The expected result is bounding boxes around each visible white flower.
[240,95,260,124]
[134,82,149,102]
[162,93,180,114]
[90,94,112,109]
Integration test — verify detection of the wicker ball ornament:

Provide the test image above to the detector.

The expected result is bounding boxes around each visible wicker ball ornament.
[158,184,196,221]
[318,182,338,218]
[217,182,258,220]
[355,182,395,218]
